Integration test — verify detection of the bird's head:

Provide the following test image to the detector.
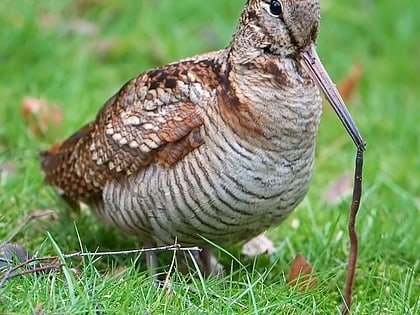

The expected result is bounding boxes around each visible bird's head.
[233,0,320,60]
[231,0,366,150]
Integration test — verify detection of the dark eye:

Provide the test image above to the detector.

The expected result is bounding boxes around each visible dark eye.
[269,0,283,17]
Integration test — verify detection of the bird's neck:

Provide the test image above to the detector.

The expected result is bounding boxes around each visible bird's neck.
[215,47,322,144]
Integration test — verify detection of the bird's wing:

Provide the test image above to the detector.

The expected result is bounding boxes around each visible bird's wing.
[40,61,214,200]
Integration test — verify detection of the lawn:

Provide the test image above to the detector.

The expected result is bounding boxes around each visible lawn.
[1,0,419,314]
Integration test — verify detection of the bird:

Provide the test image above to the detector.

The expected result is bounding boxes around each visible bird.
[40,0,365,276]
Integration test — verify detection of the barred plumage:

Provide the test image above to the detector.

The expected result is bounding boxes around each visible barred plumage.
[40,0,357,275]
[90,62,321,245]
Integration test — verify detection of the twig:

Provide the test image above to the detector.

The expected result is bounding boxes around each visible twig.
[0,256,61,289]
[341,148,364,314]
[1,263,64,284]
[163,243,178,287]
[62,244,202,260]
[0,244,201,290]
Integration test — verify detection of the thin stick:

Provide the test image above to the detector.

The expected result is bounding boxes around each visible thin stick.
[0,244,201,290]
[1,263,64,283]
[0,256,60,289]
[341,148,364,314]
[62,244,201,260]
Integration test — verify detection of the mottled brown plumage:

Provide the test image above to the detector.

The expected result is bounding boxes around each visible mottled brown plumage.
[41,0,362,276]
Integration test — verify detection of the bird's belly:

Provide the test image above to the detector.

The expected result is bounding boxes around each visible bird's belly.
[93,137,316,246]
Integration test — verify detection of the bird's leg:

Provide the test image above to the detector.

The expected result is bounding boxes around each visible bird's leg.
[176,249,201,275]
[145,241,159,286]
[199,248,225,277]
[176,247,225,277]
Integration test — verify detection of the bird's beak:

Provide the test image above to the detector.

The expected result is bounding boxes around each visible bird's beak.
[300,44,366,150]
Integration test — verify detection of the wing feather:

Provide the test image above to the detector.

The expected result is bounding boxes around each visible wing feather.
[41,62,209,199]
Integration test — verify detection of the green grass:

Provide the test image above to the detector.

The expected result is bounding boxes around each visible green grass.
[1,0,419,313]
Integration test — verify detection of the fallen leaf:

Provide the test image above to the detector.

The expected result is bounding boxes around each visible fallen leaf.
[323,172,353,206]
[288,254,317,292]
[241,233,276,257]
[21,97,63,137]
[0,243,32,272]
[337,63,363,102]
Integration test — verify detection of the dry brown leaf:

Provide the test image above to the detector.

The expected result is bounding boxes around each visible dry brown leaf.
[21,97,63,137]
[241,233,276,257]
[288,254,317,292]
[0,243,32,271]
[323,172,352,206]
[337,63,363,102]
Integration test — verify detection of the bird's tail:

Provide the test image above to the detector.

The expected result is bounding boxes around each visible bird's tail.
[40,122,100,200]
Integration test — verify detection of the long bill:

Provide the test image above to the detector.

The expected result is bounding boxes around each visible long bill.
[300,44,366,151]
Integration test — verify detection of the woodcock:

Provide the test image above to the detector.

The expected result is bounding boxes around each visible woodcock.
[41,0,365,275]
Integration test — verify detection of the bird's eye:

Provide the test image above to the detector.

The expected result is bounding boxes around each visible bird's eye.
[269,0,283,17]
